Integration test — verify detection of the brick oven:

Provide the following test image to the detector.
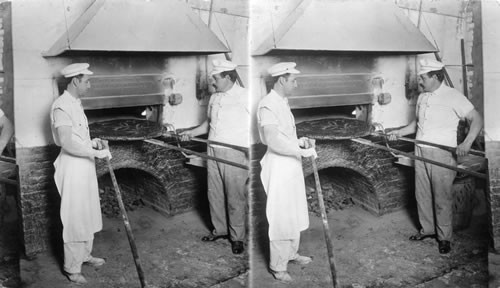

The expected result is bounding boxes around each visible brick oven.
[79,71,209,218]
[253,54,417,215]
[251,0,437,216]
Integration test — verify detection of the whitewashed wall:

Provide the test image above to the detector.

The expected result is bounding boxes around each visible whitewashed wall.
[482,0,500,141]
[12,0,94,148]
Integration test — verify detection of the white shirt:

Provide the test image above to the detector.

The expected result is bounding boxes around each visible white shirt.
[207,84,249,148]
[257,89,298,146]
[416,83,474,148]
[50,90,91,147]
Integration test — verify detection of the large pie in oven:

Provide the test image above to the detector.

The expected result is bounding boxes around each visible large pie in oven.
[89,119,164,141]
[295,117,372,140]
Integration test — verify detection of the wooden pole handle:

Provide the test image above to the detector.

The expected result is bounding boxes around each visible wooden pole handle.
[106,157,148,288]
[311,157,339,288]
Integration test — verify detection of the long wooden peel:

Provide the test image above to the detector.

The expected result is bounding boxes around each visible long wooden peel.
[144,139,248,170]
[372,131,485,157]
[167,133,249,154]
[311,156,339,288]
[351,137,487,179]
[106,157,148,288]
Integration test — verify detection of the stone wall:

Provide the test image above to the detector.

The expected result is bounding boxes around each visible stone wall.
[486,141,500,249]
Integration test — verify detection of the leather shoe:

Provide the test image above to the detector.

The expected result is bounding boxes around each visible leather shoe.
[231,241,244,254]
[290,255,313,265]
[270,270,292,283]
[65,272,87,285]
[409,233,436,241]
[438,240,451,254]
[201,234,229,242]
[84,256,106,267]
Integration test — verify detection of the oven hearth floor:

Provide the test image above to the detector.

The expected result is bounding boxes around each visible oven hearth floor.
[18,208,248,288]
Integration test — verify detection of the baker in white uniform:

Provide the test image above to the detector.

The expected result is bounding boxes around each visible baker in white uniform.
[50,63,112,284]
[257,62,317,282]
[388,59,483,254]
[180,59,249,254]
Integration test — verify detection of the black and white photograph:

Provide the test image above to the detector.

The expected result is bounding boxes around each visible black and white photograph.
[0,0,499,287]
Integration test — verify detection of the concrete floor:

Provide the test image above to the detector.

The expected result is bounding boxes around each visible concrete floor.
[249,167,494,288]
[251,202,491,288]
[18,207,248,288]
[1,182,500,287]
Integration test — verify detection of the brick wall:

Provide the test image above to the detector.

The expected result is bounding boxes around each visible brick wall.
[17,145,61,256]
[486,141,500,250]
[301,136,413,215]
[17,137,206,256]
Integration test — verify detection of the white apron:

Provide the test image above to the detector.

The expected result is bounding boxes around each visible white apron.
[51,92,102,243]
[54,150,102,243]
[260,152,309,241]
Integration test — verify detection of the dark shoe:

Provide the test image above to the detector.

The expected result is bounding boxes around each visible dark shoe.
[409,233,436,241]
[231,241,244,254]
[201,234,228,242]
[438,240,451,254]
[270,270,292,283]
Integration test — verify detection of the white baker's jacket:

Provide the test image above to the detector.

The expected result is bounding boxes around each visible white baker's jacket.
[257,90,309,241]
[416,83,474,148]
[50,91,102,243]
[207,84,249,148]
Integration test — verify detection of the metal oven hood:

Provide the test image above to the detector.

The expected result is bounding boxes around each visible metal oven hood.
[43,0,229,56]
[80,74,165,110]
[253,0,437,55]
[288,72,374,109]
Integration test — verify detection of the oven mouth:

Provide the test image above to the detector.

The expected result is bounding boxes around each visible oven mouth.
[98,168,170,217]
[295,116,373,140]
[305,167,374,216]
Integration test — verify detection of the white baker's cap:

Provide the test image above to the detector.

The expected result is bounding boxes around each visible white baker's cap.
[210,59,237,76]
[267,62,300,77]
[417,59,444,75]
[61,63,93,78]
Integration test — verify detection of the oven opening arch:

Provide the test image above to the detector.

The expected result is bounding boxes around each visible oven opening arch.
[96,164,172,217]
[301,140,414,216]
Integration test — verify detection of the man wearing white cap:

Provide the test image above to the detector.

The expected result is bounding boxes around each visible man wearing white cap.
[180,59,249,255]
[388,59,483,254]
[257,62,317,282]
[50,63,112,284]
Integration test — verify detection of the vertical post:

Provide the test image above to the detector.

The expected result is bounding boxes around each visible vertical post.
[461,38,468,97]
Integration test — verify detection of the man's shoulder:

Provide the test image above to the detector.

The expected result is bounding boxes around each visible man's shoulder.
[52,92,73,110]
[233,84,247,94]
[259,91,280,105]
